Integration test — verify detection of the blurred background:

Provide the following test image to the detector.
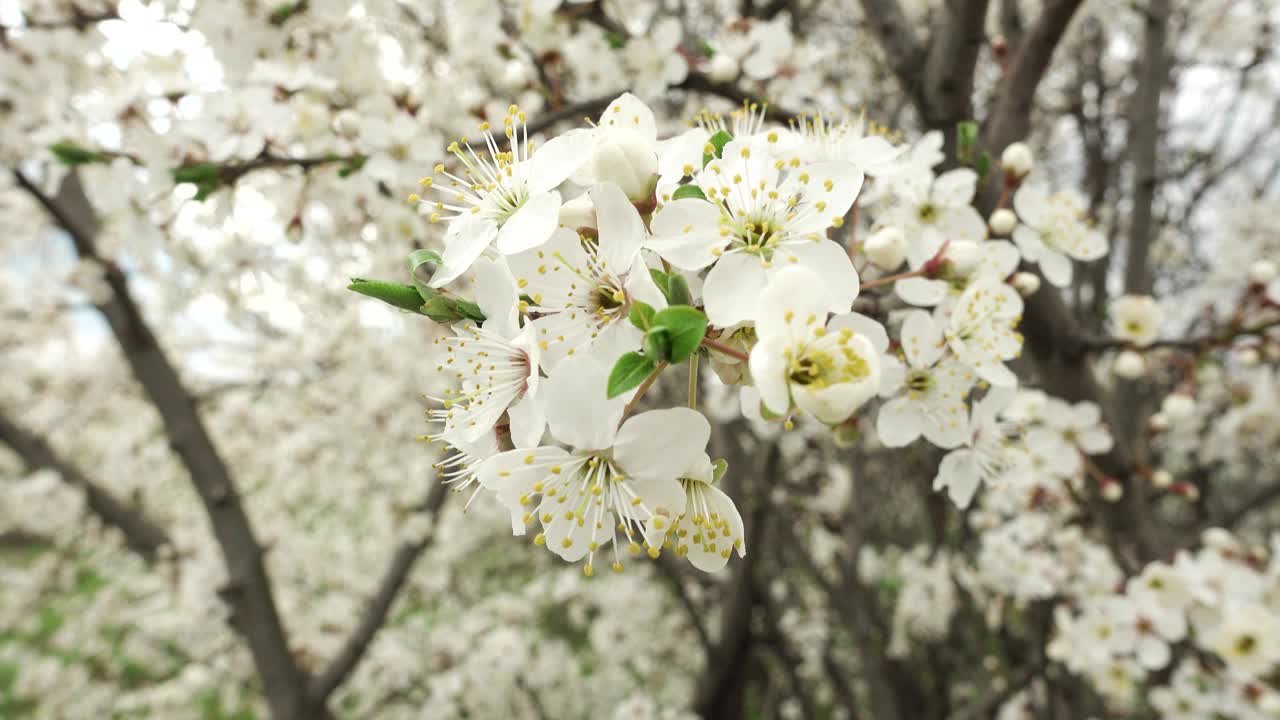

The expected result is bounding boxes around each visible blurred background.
[2,0,1279,718]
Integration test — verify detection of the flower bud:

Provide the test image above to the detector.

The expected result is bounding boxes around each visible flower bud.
[1172,482,1200,502]
[1100,478,1123,502]
[707,52,739,83]
[863,226,907,270]
[1113,349,1146,380]
[945,240,982,276]
[988,208,1017,236]
[1202,527,1238,552]
[1238,347,1260,367]
[1148,412,1169,432]
[1160,392,1195,421]
[1000,142,1034,178]
[1150,469,1172,489]
[1011,271,1040,296]
[1248,259,1277,285]
[591,129,658,201]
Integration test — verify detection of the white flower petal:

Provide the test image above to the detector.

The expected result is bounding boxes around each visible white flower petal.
[614,408,711,484]
[496,190,561,255]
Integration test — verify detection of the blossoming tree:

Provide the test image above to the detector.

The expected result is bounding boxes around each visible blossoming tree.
[2,1,1279,719]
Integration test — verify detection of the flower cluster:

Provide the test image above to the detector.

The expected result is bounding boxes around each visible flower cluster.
[393,94,1120,576]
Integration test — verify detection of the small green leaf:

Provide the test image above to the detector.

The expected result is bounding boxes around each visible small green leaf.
[347,278,426,313]
[337,154,367,178]
[408,249,442,294]
[956,121,978,162]
[420,295,460,322]
[49,142,103,166]
[652,305,707,362]
[711,458,729,484]
[698,40,716,59]
[975,150,992,181]
[172,162,220,184]
[643,326,673,361]
[608,352,656,398]
[702,129,733,167]
[605,31,628,49]
[629,301,656,330]
[664,272,692,306]
[453,298,486,323]
[672,184,707,201]
[270,1,304,24]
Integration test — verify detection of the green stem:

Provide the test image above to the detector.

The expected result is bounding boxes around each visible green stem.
[688,354,700,411]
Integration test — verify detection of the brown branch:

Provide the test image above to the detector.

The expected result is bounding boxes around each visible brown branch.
[12,168,314,720]
[655,555,715,659]
[0,409,171,560]
[1077,318,1280,354]
[982,0,1087,155]
[677,72,802,122]
[309,482,450,703]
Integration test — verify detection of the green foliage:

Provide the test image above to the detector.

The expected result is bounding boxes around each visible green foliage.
[346,278,428,313]
[407,249,442,296]
[651,305,706,362]
[269,1,305,25]
[336,153,366,178]
[648,269,692,306]
[628,301,656,331]
[975,150,992,182]
[605,31,628,49]
[956,120,979,163]
[702,129,733,166]
[48,142,104,166]
[671,184,707,200]
[172,163,221,201]
[607,352,656,398]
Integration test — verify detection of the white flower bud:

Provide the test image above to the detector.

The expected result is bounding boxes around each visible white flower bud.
[500,60,530,90]
[945,240,982,276]
[1101,479,1123,502]
[1248,259,1277,284]
[1202,528,1238,552]
[1011,271,1040,296]
[988,208,1017,236]
[1238,347,1260,367]
[1001,142,1034,178]
[863,226,907,270]
[558,193,596,229]
[1148,412,1169,432]
[1150,469,1172,488]
[332,109,361,138]
[707,52,739,83]
[590,128,658,200]
[1160,393,1195,421]
[1113,350,1146,380]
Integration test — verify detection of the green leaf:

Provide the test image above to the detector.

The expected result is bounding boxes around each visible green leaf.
[702,129,733,167]
[698,40,716,59]
[711,458,729,484]
[672,184,707,201]
[407,249,442,294]
[608,352,656,398]
[605,31,628,49]
[652,305,707,362]
[420,295,460,322]
[453,298,486,323]
[270,1,304,25]
[629,301,656,330]
[648,269,692,306]
[347,278,426,313]
[664,272,692,306]
[643,326,673,361]
[956,121,978,162]
[172,162,220,184]
[337,154,367,178]
[49,142,103,166]
[975,150,992,181]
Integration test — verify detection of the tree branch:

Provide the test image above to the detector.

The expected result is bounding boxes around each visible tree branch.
[12,168,313,720]
[0,408,171,560]
[308,482,450,703]
[857,0,927,97]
